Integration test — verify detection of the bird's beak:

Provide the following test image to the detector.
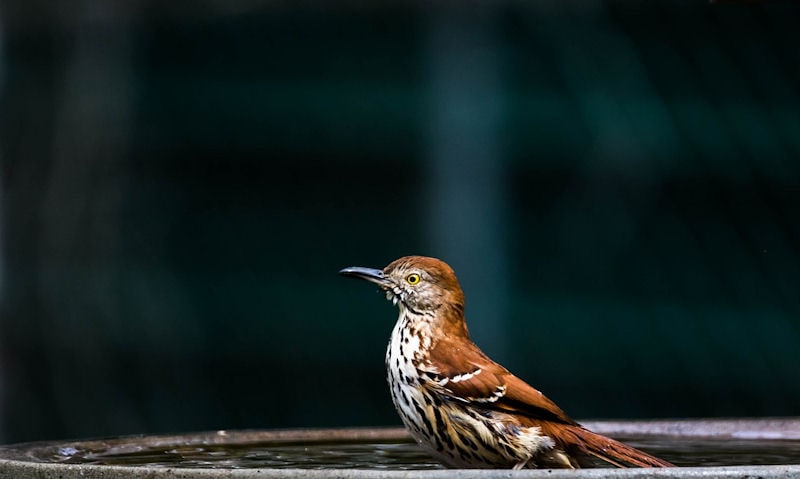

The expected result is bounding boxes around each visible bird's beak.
[339,266,391,288]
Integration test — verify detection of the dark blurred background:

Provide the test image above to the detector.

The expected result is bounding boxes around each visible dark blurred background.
[1,1,799,444]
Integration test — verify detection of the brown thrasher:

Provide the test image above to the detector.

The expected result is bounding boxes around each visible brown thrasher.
[340,255,673,469]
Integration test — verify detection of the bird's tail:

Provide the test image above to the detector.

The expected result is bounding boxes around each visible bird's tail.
[558,425,673,468]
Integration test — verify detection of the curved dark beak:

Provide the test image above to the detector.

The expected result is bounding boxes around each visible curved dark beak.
[339,266,391,287]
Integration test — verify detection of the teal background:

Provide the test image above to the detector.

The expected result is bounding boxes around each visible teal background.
[1,2,799,443]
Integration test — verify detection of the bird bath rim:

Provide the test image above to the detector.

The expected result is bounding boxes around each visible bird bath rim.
[2,418,800,478]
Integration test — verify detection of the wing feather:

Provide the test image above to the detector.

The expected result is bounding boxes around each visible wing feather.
[421,336,673,468]
[422,337,578,426]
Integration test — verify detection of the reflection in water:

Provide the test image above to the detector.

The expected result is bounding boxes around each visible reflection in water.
[49,437,800,470]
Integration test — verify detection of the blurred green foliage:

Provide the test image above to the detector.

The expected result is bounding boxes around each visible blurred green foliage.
[1,2,798,443]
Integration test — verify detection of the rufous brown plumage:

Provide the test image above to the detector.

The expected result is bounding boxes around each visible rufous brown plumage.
[340,255,673,469]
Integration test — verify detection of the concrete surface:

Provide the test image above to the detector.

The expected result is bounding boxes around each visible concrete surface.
[2,419,800,479]
[2,461,800,479]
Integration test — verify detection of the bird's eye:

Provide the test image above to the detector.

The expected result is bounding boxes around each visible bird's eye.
[406,273,421,285]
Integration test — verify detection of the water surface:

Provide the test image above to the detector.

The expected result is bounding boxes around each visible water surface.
[44,434,800,470]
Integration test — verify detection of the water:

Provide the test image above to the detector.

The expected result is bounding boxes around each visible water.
[38,433,800,470]
[54,439,441,470]
[606,436,800,467]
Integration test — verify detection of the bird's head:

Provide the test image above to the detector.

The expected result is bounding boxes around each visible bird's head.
[340,255,465,315]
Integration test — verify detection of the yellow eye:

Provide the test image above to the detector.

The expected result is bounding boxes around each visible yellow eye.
[406,273,421,285]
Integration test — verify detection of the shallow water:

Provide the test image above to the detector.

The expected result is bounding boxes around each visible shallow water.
[47,436,800,470]
[54,440,441,470]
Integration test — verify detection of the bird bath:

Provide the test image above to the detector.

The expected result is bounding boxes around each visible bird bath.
[2,419,800,478]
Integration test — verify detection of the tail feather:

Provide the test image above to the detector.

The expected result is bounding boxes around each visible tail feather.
[545,424,673,468]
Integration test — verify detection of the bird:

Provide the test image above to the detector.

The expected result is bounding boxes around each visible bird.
[339,255,673,470]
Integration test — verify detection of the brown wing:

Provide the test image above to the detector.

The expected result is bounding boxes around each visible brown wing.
[421,336,578,426]
[422,336,673,468]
